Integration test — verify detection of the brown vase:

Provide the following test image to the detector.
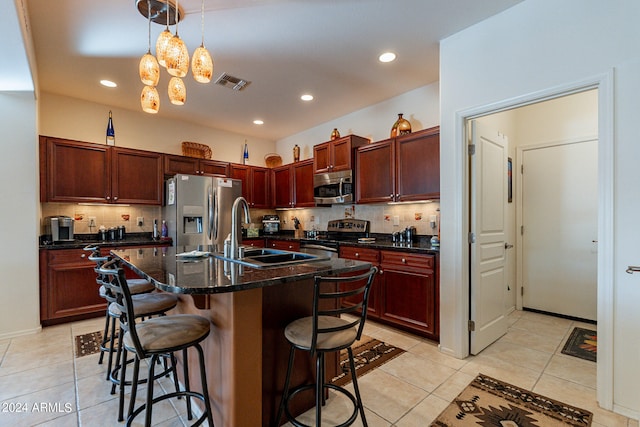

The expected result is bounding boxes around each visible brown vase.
[390,113,411,137]
[293,144,300,162]
[330,128,340,140]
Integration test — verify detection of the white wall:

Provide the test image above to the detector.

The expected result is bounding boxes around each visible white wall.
[0,92,40,339]
[440,0,640,417]
[276,83,440,163]
[39,92,276,166]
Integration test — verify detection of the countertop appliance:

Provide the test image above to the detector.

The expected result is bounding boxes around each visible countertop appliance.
[163,174,242,252]
[46,215,75,242]
[299,218,370,258]
[313,169,354,204]
[262,214,280,235]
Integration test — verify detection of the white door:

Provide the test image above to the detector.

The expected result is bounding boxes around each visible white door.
[469,120,509,355]
[520,139,598,320]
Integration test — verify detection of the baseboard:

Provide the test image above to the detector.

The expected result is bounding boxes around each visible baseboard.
[0,325,42,341]
[523,307,597,325]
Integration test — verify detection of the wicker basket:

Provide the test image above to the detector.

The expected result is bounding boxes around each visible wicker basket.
[181,141,212,159]
[264,153,283,168]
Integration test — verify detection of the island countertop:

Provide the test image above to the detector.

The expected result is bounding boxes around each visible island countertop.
[111,245,372,294]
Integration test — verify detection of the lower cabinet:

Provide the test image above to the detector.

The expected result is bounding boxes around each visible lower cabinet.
[266,238,300,251]
[243,238,265,248]
[339,245,438,341]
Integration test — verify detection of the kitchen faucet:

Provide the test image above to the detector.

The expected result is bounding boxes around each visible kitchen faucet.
[230,196,251,260]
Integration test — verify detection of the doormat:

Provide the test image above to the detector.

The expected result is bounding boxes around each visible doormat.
[330,336,404,387]
[74,331,103,358]
[561,327,597,362]
[431,373,593,427]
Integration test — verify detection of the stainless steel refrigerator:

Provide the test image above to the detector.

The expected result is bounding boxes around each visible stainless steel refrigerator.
[163,174,242,252]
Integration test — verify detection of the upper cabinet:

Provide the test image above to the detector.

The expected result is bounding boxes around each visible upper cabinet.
[230,164,271,208]
[313,135,369,173]
[164,154,229,177]
[40,136,163,205]
[273,159,315,208]
[356,126,440,203]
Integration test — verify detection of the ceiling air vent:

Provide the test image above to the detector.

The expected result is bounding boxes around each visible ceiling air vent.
[214,73,251,91]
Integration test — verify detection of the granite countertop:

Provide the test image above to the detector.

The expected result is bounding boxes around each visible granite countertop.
[110,245,372,295]
[39,233,172,250]
[264,233,440,254]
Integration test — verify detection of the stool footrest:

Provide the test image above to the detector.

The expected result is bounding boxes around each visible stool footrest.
[127,390,209,427]
[284,383,359,427]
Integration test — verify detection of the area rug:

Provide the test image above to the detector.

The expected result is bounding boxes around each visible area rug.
[431,374,593,427]
[561,327,597,362]
[331,336,404,387]
[74,331,103,358]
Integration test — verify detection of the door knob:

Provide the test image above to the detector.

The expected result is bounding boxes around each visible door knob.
[626,266,640,274]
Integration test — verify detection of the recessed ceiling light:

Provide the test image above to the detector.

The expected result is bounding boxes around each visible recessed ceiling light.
[300,94,314,101]
[100,79,117,88]
[378,52,396,63]
[253,119,264,125]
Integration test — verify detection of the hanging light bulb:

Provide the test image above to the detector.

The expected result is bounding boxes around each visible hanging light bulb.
[139,0,160,86]
[191,0,213,83]
[141,85,160,113]
[155,0,172,67]
[165,0,189,77]
[168,77,186,105]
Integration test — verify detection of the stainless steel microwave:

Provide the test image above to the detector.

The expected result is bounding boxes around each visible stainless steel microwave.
[313,169,353,204]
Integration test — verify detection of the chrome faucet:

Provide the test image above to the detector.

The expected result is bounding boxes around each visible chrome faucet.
[230,196,251,259]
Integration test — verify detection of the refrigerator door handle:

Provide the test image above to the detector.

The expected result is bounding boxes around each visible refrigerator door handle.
[208,185,214,240]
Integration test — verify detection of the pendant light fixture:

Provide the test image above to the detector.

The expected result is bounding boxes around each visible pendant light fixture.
[141,85,160,113]
[191,0,213,83]
[168,76,186,105]
[155,0,172,68]
[165,0,189,77]
[139,0,160,86]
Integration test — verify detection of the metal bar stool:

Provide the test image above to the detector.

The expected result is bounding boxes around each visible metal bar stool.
[99,259,215,427]
[273,266,378,427]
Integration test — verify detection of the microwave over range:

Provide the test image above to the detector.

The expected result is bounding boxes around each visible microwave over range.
[313,169,353,204]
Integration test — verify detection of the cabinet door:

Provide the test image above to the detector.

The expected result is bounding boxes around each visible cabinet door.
[112,147,163,205]
[356,139,395,203]
[396,127,440,201]
[339,246,380,318]
[293,159,315,207]
[273,165,292,208]
[313,142,331,173]
[230,164,250,200]
[250,167,271,208]
[243,238,265,248]
[43,137,111,203]
[199,159,229,177]
[330,137,352,171]
[267,239,300,251]
[164,154,199,175]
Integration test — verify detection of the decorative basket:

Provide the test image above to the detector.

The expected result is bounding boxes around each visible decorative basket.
[181,141,212,159]
[264,153,283,168]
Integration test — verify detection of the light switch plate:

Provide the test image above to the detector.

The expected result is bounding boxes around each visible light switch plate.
[137,217,144,226]
[393,215,400,226]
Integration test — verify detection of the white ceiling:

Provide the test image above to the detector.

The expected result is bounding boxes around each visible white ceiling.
[15,0,522,141]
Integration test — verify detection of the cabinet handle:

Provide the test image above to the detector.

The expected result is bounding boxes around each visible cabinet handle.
[401,258,407,263]
[389,194,394,200]
[396,194,400,199]
[288,245,293,249]
[379,269,384,275]
[80,254,86,258]
[106,196,110,200]
[355,253,360,258]
[113,196,118,201]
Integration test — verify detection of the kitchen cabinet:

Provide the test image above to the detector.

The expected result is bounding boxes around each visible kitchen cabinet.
[230,164,271,208]
[243,238,265,248]
[40,136,163,205]
[338,246,381,318]
[266,239,300,251]
[313,135,369,173]
[164,154,229,177]
[273,159,315,208]
[379,250,438,340]
[356,126,440,203]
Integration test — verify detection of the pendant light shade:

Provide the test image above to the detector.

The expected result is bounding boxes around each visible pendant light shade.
[168,76,186,105]
[139,52,160,86]
[165,35,189,77]
[155,28,173,67]
[191,45,213,83]
[141,85,160,113]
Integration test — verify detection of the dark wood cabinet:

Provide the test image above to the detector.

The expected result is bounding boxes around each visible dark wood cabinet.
[266,239,300,251]
[356,127,440,203]
[164,154,229,177]
[338,246,381,318]
[273,159,315,208]
[313,135,369,173]
[379,251,438,340]
[40,137,163,205]
[243,238,265,248]
[230,164,271,208]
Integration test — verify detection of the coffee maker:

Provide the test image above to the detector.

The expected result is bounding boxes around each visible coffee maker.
[47,216,75,242]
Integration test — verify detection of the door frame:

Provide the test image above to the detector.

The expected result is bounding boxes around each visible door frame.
[454,71,614,409]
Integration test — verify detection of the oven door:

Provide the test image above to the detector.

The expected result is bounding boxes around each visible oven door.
[299,241,339,259]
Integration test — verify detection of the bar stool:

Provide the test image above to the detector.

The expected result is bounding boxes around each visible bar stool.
[99,259,214,427]
[273,266,378,427]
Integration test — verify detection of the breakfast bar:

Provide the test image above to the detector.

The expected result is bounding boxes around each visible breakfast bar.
[111,245,371,427]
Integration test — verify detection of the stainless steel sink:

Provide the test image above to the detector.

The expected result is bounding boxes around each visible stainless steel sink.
[214,248,329,268]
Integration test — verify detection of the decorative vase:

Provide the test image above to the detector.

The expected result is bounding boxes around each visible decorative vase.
[293,144,300,162]
[330,128,340,140]
[390,113,411,137]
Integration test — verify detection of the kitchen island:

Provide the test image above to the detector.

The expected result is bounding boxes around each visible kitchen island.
[111,245,371,427]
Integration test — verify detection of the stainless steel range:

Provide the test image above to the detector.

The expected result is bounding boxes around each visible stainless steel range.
[299,219,370,258]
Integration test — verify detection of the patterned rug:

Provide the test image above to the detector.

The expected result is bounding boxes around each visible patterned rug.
[74,331,103,358]
[431,374,593,427]
[331,336,404,387]
[561,327,597,362]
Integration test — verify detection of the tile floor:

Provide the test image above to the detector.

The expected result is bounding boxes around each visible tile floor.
[0,310,637,426]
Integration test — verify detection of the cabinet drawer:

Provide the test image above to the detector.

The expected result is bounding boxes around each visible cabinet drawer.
[339,246,379,263]
[47,249,93,266]
[380,251,433,271]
